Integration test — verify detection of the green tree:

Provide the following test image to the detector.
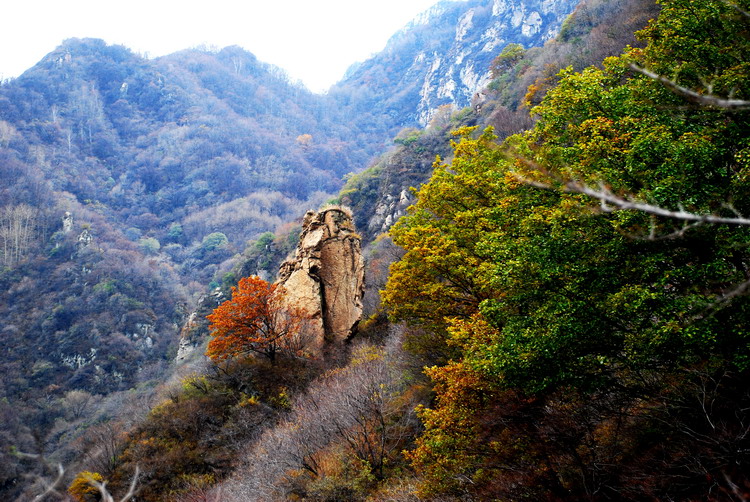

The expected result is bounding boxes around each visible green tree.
[490,43,525,77]
[391,0,750,497]
[167,222,183,242]
[201,232,228,252]
[137,237,160,255]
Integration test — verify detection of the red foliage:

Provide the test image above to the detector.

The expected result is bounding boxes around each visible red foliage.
[206,276,309,362]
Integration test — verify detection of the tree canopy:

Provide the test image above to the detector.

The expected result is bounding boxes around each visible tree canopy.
[386,0,750,498]
[206,276,309,362]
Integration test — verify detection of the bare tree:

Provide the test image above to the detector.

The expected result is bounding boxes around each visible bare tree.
[60,390,96,422]
[0,204,39,267]
[220,333,421,501]
[79,421,124,476]
[0,120,16,148]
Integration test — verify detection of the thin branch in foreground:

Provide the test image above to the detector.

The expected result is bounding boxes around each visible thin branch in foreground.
[629,63,750,110]
[568,180,750,226]
[515,172,750,227]
[32,463,65,501]
[626,217,705,242]
[686,275,750,324]
[722,0,750,20]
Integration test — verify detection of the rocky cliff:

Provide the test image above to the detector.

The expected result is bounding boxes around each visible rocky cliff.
[332,0,579,127]
[277,207,365,347]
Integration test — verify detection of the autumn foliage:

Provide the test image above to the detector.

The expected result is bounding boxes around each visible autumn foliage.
[67,471,104,502]
[206,276,310,362]
[384,1,750,498]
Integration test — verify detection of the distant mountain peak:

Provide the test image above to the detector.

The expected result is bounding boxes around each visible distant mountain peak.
[334,0,579,127]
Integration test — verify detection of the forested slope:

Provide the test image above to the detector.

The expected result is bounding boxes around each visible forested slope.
[0,38,374,498]
[385,0,750,498]
[8,0,750,500]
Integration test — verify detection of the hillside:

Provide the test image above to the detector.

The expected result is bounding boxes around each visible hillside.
[8,0,750,500]
[341,0,658,244]
[0,39,372,254]
[331,0,579,131]
[0,38,374,497]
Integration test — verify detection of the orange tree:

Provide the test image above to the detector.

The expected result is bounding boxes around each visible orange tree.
[206,276,308,363]
[67,471,104,502]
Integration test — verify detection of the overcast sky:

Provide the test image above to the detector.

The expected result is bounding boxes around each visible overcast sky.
[1,0,442,93]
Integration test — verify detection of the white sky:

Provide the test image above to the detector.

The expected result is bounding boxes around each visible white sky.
[1,0,442,93]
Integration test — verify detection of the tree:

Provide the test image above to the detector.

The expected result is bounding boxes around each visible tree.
[490,43,525,78]
[295,134,313,150]
[389,1,750,497]
[0,119,16,148]
[383,127,509,333]
[206,276,309,362]
[201,232,228,252]
[68,471,104,502]
[137,237,160,255]
[0,203,39,267]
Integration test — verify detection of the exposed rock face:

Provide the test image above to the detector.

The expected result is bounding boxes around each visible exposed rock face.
[277,207,365,347]
[62,211,73,233]
[77,227,93,248]
[174,289,225,363]
[368,189,413,239]
[333,0,579,126]
[175,311,200,362]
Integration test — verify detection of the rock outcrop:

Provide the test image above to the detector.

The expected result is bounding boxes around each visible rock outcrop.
[277,207,365,348]
[333,0,579,126]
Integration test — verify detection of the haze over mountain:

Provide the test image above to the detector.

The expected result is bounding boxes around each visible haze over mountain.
[0,0,440,92]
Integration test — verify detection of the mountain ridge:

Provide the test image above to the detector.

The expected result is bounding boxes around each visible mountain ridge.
[333,0,579,128]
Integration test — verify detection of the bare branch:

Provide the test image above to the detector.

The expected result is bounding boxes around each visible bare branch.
[629,63,750,110]
[689,276,750,323]
[87,465,140,502]
[722,0,750,19]
[513,172,750,227]
[32,463,65,501]
[623,218,705,242]
[567,179,750,226]
[119,465,141,502]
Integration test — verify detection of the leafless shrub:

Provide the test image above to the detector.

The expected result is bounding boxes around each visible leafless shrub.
[219,333,422,500]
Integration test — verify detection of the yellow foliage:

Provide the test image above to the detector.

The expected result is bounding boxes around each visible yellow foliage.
[68,471,103,502]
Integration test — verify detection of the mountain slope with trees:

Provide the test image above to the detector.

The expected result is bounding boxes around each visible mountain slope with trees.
[0,38,372,498]
[8,0,750,500]
[384,0,750,498]
[340,0,658,244]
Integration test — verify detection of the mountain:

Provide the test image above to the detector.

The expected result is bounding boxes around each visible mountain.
[331,0,579,131]
[0,39,372,252]
[0,0,666,498]
[0,39,376,497]
[340,0,658,245]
